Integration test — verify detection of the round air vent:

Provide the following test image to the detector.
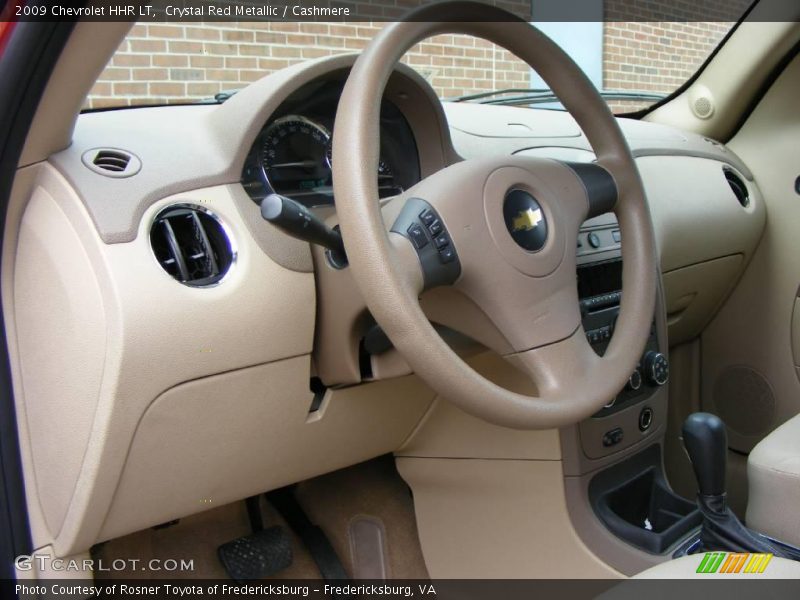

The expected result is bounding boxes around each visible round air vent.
[150,205,235,287]
[723,167,750,207]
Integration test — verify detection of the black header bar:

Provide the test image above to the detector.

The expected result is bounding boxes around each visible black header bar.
[3,0,798,23]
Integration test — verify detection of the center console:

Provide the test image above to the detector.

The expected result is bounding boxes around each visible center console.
[575,218,669,457]
[561,214,696,576]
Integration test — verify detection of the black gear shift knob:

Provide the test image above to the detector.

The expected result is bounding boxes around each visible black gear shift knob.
[682,412,727,497]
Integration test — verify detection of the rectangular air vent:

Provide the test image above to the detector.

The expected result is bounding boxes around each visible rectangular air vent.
[93,150,130,172]
[81,147,141,178]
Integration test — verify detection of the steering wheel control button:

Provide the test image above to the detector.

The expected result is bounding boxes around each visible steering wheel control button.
[602,427,624,447]
[419,210,435,226]
[587,232,601,248]
[434,233,449,249]
[438,246,455,263]
[391,198,461,290]
[427,219,443,236]
[503,189,548,252]
[407,224,429,249]
[644,351,669,386]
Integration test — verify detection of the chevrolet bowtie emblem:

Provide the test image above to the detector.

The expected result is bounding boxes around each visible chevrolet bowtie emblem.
[511,207,543,232]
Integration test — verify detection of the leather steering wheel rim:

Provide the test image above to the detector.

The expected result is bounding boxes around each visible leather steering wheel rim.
[332,1,657,430]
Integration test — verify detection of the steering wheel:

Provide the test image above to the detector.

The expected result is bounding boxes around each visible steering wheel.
[332,1,657,429]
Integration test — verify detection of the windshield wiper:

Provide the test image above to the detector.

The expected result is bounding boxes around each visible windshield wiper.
[196,89,241,104]
[448,88,551,103]
[459,90,666,107]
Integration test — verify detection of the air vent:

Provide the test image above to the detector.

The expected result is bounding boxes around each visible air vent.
[723,167,750,208]
[81,147,142,178]
[93,150,130,172]
[150,205,235,287]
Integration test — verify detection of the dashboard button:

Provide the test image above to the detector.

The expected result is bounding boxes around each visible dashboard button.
[407,224,428,249]
[612,230,621,242]
[428,219,443,236]
[639,406,654,432]
[434,233,449,249]
[603,427,624,447]
[587,232,601,248]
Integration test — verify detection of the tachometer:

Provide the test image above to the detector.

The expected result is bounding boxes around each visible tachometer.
[259,115,332,197]
[325,145,399,196]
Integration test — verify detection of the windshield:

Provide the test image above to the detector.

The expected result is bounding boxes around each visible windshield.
[86,18,742,114]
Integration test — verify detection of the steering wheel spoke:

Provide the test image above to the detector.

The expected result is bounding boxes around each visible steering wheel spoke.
[387,230,427,298]
[505,329,603,401]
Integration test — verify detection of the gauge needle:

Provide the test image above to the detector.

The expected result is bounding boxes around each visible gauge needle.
[267,160,320,169]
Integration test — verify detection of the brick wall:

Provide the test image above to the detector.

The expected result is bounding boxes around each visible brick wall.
[601,0,750,111]
[85,19,737,111]
[85,22,532,108]
[603,21,731,112]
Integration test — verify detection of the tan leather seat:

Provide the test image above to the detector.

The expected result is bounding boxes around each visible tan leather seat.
[747,413,800,548]
[632,554,800,578]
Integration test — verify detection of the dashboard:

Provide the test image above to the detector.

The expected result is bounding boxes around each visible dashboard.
[19,54,768,559]
[241,77,421,207]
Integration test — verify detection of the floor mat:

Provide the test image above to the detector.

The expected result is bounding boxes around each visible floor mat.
[93,455,427,580]
[294,455,429,579]
[94,495,320,579]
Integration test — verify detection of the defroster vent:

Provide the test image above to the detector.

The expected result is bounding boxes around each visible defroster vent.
[150,205,235,287]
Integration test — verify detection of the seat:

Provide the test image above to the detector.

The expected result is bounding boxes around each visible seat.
[632,554,800,578]
[747,413,800,548]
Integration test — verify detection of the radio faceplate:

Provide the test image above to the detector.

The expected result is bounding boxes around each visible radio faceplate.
[577,255,665,418]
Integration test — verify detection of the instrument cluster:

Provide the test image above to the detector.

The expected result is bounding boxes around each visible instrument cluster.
[242,79,419,207]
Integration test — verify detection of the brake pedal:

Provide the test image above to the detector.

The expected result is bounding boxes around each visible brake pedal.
[218,526,292,582]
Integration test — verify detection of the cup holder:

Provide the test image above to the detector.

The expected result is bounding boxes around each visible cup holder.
[590,446,702,553]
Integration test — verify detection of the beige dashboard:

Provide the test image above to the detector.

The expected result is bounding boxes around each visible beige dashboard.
[3,54,765,558]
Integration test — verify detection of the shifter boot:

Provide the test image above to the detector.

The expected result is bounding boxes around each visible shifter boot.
[697,493,788,556]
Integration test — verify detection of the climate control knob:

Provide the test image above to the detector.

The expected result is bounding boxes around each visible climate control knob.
[643,351,669,386]
[627,368,643,391]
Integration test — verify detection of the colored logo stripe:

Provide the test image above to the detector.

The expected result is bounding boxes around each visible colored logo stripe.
[745,553,773,573]
[697,552,725,573]
[696,552,773,574]
[720,553,748,573]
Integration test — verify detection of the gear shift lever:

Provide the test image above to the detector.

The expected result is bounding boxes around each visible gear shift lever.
[682,412,727,497]
[682,412,788,556]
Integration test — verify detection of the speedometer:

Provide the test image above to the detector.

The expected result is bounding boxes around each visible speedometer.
[259,115,332,198]
[251,113,404,207]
